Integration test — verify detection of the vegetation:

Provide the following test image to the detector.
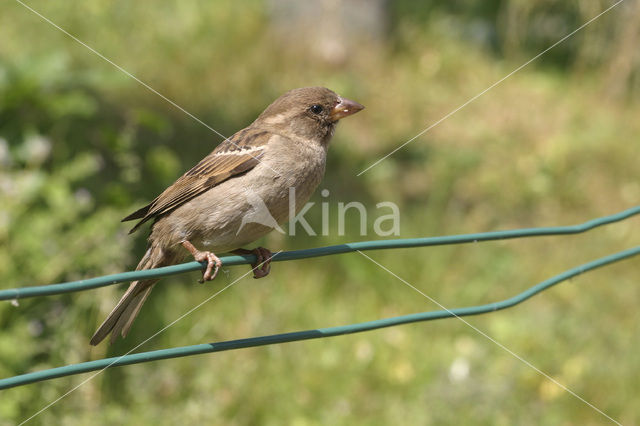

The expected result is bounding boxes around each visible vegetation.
[1,0,639,424]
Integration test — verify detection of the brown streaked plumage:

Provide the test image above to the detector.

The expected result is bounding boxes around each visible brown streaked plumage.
[123,130,267,234]
[90,87,364,345]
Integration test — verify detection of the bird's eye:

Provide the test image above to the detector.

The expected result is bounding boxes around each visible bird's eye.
[309,104,324,115]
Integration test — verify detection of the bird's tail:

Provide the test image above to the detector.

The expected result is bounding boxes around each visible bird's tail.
[90,243,178,346]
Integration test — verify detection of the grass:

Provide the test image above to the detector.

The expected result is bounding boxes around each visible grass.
[1,1,639,424]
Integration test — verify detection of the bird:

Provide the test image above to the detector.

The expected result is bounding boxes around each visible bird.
[90,87,364,345]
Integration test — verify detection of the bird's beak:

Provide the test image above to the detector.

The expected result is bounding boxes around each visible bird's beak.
[330,98,365,121]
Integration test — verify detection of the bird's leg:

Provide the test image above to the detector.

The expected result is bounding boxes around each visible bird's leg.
[181,241,222,283]
[232,247,273,279]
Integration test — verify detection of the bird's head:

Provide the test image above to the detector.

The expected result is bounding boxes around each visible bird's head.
[255,87,364,144]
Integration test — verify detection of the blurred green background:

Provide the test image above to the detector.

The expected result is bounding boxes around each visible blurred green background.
[1,0,639,424]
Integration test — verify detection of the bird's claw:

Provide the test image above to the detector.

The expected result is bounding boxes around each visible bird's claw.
[194,250,222,283]
[182,241,222,283]
[232,247,273,279]
[251,247,272,279]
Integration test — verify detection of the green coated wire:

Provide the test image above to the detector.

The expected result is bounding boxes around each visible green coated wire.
[1,244,638,390]
[1,205,639,301]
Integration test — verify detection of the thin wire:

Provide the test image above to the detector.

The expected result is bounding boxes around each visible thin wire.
[17,251,280,426]
[2,245,638,391]
[357,250,622,425]
[3,205,639,301]
[356,0,626,176]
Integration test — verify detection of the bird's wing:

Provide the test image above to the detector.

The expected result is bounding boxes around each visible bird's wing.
[123,127,272,234]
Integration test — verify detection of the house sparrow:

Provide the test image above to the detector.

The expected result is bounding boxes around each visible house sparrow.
[90,87,364,345]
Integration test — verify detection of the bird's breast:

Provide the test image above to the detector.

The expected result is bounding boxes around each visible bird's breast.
[250,137,327,221]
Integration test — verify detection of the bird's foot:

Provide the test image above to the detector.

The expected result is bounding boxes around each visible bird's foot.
[181,241,222,283]
[232,247,273,279]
